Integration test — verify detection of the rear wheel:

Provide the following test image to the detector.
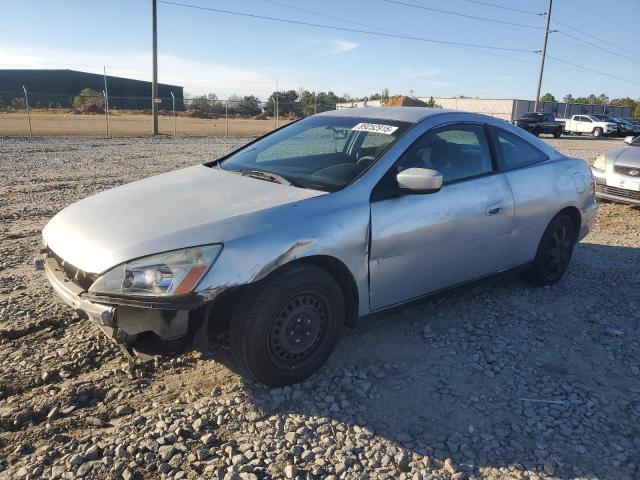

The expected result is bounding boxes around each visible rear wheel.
[522,213,576,286]
[553,128,562,138]
[593,127,603,138]
[229,264,344,386]
[533,127,541,137]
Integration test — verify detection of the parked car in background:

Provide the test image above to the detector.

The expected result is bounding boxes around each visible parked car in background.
[628,120,640,135]
[592,115,632,137]
[592,135,640,206]
[39,107,597,386]
[612,117,639,136]
[564,114,618,137]
[514,112,563,138]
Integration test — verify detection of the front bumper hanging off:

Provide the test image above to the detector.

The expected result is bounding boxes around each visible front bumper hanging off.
[37,251,204,356]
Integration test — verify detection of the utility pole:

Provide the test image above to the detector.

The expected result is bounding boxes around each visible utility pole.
[275,79,279,128]
[103,66,110,138]
[534,0,553,112]
[152,0,159,135]
[22,85,32,139]
[170,91,176,138]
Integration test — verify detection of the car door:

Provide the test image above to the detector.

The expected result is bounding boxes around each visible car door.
[542,114,555,133]
[580,116,593,133]
[574,116,584,132]
[368,122,515,310]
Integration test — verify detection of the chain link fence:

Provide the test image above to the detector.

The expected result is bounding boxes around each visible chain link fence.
[0,90,338,138]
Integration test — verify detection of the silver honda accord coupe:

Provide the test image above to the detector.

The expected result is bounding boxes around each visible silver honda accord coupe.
[591,135,640,206]
[40,107,598,385]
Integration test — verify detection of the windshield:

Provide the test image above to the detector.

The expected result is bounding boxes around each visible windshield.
[217,116,410,192]
[632,136,640,146]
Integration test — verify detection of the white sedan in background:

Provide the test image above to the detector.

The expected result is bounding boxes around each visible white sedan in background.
[592,135,640,206]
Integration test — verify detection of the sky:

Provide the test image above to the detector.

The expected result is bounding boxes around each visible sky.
[0,0,638,101]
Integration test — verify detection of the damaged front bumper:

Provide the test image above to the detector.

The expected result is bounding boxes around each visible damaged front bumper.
[38,251,206,357]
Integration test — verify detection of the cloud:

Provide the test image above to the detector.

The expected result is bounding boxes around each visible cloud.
[330,39,359,53]
[0,46,296,98]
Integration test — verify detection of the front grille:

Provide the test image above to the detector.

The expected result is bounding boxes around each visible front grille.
[49,250,98,290]
[614,164,640,177]
[598,185,640,201]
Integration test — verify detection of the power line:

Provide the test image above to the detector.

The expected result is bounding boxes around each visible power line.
[452,0,543,16]
[257,0,545,73]
[545,54,640,86]
[555,30,640,65]
[156,0,537,53]
[552,18,640,58]
[257,0,401,35]
[380,0,543,30]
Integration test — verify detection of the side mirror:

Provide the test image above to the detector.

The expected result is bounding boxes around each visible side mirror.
[624,135,636,145]
[396,168,443,194]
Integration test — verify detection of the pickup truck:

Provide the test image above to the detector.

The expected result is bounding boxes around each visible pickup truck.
[563,114,618,137]
[513,112,563,138]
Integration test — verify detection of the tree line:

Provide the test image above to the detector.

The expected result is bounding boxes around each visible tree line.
[539,92,639,116]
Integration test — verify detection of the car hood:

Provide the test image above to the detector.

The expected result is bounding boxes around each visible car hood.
[43,165,325,273]
[608,146,640,166]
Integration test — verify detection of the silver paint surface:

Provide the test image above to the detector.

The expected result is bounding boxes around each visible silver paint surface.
[43,111,597,317]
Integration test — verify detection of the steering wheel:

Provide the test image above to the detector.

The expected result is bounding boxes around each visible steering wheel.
[355,155,376,172]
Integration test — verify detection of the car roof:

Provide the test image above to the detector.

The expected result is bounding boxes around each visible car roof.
[317,106,458,123]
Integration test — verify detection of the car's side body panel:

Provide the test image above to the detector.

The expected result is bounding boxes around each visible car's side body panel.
[369,172,515,310]
[194,189,373,314]
[500,157,595,269]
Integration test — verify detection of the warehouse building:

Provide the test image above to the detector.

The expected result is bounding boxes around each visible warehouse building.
[336,97,632,121]
[0,69,184,110]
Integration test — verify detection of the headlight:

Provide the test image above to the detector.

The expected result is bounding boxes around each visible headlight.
[89,245,222,297]
[593,155,606,171]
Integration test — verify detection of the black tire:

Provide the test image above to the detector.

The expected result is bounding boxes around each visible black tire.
[593,127,603,138]
[533,127,541,137]
[522,213,576,286]
[229,264,344,386]
[553,128,562,138]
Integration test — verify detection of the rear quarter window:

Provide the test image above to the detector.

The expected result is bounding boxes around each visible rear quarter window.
[492,127,548,170]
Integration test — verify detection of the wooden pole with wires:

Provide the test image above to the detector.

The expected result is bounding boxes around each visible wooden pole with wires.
[152,0,159,135]
[534,0,553,112]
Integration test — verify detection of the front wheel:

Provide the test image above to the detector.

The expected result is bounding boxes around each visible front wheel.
[522,213,576,286]
[229,264,344,386]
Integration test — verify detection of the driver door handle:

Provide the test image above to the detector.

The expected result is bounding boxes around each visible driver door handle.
[485,202,504,216]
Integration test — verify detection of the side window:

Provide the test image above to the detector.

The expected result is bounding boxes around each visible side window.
[493,127,548,170]
[584,117,593,123]
[396,123,493,183]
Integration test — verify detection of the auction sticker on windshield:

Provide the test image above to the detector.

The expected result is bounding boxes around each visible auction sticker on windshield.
[351,123,399,135]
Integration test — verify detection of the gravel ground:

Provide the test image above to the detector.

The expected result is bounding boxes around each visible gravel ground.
[1,135,639,480]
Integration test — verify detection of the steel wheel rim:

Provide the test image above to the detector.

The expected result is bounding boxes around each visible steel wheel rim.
[268,291,327,368]
[543,225,572,278]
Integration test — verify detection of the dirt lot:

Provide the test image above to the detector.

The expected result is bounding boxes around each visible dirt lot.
[0,135,639,480]
[0,112,293,138]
